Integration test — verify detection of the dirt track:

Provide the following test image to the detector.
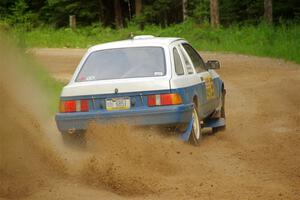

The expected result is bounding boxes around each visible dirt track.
[1,47,300,200]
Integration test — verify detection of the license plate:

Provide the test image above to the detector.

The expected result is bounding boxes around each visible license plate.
[105,97,130,111]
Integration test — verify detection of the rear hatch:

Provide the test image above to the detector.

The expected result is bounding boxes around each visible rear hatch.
[60,46,172,112]
[61,77,171,112]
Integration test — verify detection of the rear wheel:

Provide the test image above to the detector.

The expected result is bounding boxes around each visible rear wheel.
[189,106,202,146]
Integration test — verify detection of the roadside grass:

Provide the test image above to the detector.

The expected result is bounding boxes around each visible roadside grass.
[7,20,300,64]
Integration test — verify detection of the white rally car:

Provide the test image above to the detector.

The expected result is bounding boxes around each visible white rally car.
[55,35,226,145]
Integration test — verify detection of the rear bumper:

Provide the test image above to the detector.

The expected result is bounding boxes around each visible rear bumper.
[55,104,194,133]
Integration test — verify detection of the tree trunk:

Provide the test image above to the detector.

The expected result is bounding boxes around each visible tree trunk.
[210,0,220,28]
[182,0,187,21]
[98,0,104,25]
[135,0,142,16]
[264,0,273,24]
[114,0,123,29]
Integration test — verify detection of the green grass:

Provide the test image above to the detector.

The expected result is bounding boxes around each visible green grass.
[7,21,300,64]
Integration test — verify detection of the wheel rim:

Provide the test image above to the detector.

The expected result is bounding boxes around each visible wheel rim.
[192,108,200,139]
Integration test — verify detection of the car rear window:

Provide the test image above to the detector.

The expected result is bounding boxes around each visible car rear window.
[76,47,166,82]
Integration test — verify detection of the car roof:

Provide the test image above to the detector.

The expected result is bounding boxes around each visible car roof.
[88,36,183,52]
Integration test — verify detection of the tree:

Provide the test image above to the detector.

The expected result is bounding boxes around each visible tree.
[1,0,300,28]
[135,0,142,16]
[210,0,219,27]
[264,0,273,23]
[114,0,123,28]
[97,0,104,24]
[182,0,187,21]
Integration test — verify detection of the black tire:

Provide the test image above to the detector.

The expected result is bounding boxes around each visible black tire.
[189,106,202,146]
[62,130,86,148]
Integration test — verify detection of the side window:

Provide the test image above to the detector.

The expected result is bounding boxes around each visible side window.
[178,46,194,74]
[173,47,184,75]
[182,43,206,73]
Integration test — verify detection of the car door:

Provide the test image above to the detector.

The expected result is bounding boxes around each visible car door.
[169,42,205,118]
[179,42,218,117]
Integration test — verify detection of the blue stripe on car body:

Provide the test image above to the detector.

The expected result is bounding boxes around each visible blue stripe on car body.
[56,102,193,132]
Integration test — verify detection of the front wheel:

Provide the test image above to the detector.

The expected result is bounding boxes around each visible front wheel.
[189,106,202,146]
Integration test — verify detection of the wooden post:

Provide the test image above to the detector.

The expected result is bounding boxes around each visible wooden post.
[210,0,220,28]
[264,0,273,24]
[69,15,76,29]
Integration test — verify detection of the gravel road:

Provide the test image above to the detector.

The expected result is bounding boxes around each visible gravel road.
[1,48,299,200]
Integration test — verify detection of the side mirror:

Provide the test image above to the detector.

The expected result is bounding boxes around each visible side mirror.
[206,60,220,70]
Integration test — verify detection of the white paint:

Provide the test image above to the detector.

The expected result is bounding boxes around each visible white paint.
[61,36,222,97]
[62,37,179,97]
[61,76,171,97]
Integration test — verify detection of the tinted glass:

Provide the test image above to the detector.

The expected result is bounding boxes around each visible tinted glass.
[182,43,206,73]
[76,47,166,82]
[173,47,184,75]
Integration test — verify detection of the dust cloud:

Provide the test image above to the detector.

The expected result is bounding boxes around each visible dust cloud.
[2,32,300,200]
[81,123,183,195]
[0,32,68,199]
[0,32,195,199]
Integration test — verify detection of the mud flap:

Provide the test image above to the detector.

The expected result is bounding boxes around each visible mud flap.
[203,118,226,128]
[180,118,194,141]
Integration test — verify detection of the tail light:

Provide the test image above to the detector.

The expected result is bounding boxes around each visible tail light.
[60,100,89,113]
[148,93,182,106]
